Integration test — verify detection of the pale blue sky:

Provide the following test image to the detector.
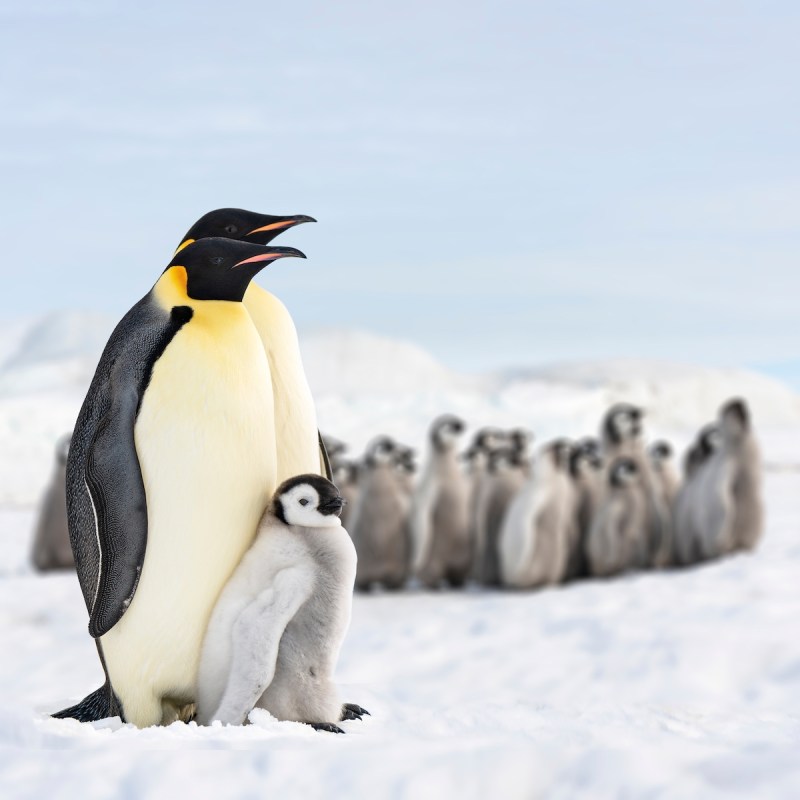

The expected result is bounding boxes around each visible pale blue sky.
[1,1,798,378]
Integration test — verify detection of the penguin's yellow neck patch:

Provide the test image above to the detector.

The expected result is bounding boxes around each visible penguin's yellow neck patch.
[154,266,190,309]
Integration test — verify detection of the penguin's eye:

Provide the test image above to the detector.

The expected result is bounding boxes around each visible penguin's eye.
[210,256,224,266]
[299,498,309,507]
[224,224,238,234]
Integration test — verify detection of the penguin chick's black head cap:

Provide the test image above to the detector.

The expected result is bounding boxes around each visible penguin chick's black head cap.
[610,457,638,487]
[271,474,344,524]
[178,209,316,250]
[166,238,305,302]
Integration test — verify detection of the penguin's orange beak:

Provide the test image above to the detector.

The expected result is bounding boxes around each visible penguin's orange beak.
[247,215,316,236]
[233,247,306,268]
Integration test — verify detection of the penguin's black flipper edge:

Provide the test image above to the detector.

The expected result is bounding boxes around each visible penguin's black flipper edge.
[86,383,148,639]
[318,431,333,481]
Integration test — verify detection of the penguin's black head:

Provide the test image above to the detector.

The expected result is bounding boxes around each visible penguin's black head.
[393,445,417,473]
[472,427,506,454]
[698,423,722,456]
[431,414,466,451]
[603,403,644,445]
[649,440,673,462]
[365,436,397,467]
[508,428,532,465]
[166,238,305,302]
[609,457,639,488]
[721,397,751,438]
[271,474,344,528]
[569,438,603,477]
[544,438,572,471]
[176,208,316,252]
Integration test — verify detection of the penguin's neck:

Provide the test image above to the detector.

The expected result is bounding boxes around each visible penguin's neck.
[153,267,249,329]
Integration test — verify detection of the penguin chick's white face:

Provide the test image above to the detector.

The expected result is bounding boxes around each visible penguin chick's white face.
[273,475,344,529]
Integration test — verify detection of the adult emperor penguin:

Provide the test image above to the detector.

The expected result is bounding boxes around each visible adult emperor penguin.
[55,238,305,727]
[694,399,764,559]
[586,458,647,577]
[30,433,74,571]
[349,436,411,590]
[499,440,574,589]
[173,208,330,482]
[411,415,471,588]
[196,474,365,731]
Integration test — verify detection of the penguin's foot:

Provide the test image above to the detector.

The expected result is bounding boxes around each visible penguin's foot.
[341,703,370,721]
[310,722,345,734]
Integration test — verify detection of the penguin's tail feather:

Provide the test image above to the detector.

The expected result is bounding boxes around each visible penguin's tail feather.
[52,681,122,723]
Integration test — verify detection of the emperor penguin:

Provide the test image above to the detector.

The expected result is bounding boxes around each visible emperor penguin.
[564,437,604,580]
[586,458,647,577]
[349,437,411,590]
[196,475,366,731]
[499,440,574,589]
[599,404,670,568]
[463,428,507,581]
[54,238,305,728]
[30,434,74,571]
[474,445,528,586]
[694,399,764,559]
[411,415,471,588]
[173,209,330,482]
[672,424,721,565]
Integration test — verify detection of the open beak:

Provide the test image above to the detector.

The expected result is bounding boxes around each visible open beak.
[233,246,306,268]
[247,215,316,236]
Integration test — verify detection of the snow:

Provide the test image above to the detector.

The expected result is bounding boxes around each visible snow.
[0,312,799,797]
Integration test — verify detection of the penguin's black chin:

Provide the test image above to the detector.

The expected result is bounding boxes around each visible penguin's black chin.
[318,497,345,516]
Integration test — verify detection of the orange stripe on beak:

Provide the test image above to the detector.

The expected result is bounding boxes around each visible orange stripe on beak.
[248,220,297,234]
[232,252,287,268]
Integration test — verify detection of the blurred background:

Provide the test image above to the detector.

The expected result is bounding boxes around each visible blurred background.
[1,2,799,796]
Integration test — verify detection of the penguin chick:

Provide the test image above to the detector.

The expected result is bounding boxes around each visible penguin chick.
[411,415,472,588]
[196,475,361,731]
[586,458,647,577]
[392,443,417,496]
[694,399,764,559]
[464,428,508,581]
[673,424,721,565]
[564,437,604,580]
[349,436,411,590]
[474,446,528,586]
[31,433,74,571]
[500,440,574,588]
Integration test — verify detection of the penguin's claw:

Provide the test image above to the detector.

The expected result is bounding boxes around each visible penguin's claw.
[311,722,345,734]
[341,703,370,721]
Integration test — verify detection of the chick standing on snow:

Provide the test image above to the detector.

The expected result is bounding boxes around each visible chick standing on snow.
[31,434,74,571]
[196,475,367,732]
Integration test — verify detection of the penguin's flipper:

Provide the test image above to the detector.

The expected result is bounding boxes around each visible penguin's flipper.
[318,431,333,480]
[85,382,148,638]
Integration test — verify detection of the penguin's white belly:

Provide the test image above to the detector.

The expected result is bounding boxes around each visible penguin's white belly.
[245,285,320,482]
[101,317,276,726]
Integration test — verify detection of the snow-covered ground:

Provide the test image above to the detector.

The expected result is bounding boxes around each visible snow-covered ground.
[0,313,799,798]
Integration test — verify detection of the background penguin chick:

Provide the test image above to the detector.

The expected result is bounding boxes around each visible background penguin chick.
[196,474,362,732]
[587,457,647,577]
[31,433,74,571]
[500,439,573,589]
[412,415,471,588]
[333,460,360,529]
[601,404,644,458]
[565,438,604,580]
[349,436,411,590]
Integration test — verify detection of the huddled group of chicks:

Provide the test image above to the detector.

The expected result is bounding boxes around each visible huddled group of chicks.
[328,397,763,591]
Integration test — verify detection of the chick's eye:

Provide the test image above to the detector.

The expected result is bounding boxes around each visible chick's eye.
[299,498,309,506]
[210,256,224,265]
[224,224,238,234]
